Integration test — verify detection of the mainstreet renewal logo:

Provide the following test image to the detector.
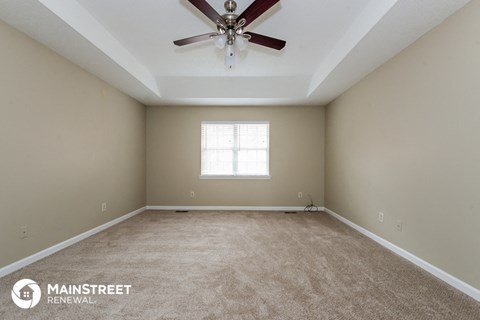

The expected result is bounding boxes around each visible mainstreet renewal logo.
[12,279,132,308]
[11,279,42,309]
[47,283,132,304]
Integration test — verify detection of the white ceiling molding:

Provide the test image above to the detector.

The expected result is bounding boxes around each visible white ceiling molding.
[0,0,161,104]
[0,0,472,106]
[307,0,399,95]
[38,0,160,97]
[308,0,472,105]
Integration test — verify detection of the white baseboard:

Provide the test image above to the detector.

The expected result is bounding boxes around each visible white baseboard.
[5,205,476,302]
[146,206,325,212]
[0,206,147,278]
[324,207,480,302]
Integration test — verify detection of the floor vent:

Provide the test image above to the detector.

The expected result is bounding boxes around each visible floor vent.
[175,210,189,213]
[284,211,297,214]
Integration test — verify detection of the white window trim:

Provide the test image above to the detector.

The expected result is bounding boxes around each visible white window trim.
[199,175,271,180]
[200,121,270,179]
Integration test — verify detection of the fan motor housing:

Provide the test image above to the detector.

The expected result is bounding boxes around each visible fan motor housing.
[222,13,238,27]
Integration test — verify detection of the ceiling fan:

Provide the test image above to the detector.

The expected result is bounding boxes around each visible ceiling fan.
[173,0,286,69]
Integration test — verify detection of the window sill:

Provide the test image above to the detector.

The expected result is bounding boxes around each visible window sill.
[199,175,271,180]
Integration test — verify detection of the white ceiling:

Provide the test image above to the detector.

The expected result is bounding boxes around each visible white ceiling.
[0,0,471,106]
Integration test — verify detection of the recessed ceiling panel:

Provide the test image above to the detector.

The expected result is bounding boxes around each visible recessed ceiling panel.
[76,0,370,77]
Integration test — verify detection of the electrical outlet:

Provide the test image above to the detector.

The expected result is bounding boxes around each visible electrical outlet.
[298,192,303,199]
[101,202,107,212]
[395,220,403,232]
[378,212,384,223]
[190,191,195,198]
[20,226,28,239]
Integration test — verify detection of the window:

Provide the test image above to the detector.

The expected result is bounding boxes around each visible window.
[201,121,270,178]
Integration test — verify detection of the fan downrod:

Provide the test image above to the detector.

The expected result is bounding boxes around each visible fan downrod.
[224,0,237,13]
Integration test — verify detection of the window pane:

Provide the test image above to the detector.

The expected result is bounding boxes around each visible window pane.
[204,124,234,149]
[237,150,268,175]
[202,150,234,175]
[238,124,268,149]
[201,122,269,177]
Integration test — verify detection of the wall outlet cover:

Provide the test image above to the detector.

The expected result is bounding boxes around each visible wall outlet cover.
[396,220,403,232]
[378,212,384,223]
[20,226,28,239]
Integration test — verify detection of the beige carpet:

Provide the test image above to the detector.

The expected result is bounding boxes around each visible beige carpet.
[0,210,479,319]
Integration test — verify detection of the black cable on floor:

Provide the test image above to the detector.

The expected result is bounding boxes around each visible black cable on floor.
[304,194,319,213]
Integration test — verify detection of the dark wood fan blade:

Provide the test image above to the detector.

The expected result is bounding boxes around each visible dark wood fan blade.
[237,0,280,28]
[173,33,217,46]
[187,0,224,25]
[244,32,286,50]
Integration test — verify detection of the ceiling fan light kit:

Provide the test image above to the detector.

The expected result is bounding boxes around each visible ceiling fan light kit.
[174,0,286,69]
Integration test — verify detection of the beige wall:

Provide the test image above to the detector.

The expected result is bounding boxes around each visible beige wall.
[0,20,146,268]
[325,0,480,288]
[147,105,324,207]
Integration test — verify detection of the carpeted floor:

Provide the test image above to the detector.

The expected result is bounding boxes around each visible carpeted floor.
[0,210,479,319]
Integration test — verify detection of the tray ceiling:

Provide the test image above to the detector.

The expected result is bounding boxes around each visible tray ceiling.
[0,0,471,106]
